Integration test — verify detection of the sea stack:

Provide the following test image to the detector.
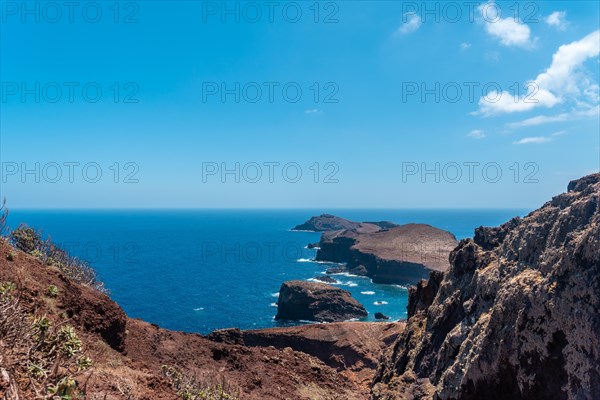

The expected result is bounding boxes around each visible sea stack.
[275,281,368,323]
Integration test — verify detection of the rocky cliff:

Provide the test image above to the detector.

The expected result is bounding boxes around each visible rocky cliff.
[317,224,458,285]
[372,174,600,400]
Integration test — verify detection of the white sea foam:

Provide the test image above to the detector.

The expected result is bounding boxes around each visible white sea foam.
[271,292,280,298]
[193,307,205,311]
[391,284,409,290]
[374,301,389,305]
[328,271,365,278]
[307,278,341,285]
[297,258,345,265]
[361,291,376,295]
[270,302,277,307]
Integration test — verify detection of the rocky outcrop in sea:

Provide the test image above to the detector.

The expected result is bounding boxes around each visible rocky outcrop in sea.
[318,223,458,285]
[275,280,368,322]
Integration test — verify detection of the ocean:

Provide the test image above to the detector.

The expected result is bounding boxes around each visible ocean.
[6,209,528,334]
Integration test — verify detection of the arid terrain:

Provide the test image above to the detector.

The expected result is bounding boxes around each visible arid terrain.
[0,237,398,399]
[1,173,599,399]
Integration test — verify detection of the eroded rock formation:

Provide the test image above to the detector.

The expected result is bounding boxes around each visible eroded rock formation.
[276,280,368,322]
[318,224,458,285]
[372,174,600,400]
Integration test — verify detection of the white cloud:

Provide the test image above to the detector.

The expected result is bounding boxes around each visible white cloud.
[545,11,568,30]
[304,109,323,115]
[467,130,486,139]
[514,136,554,145]
[397,12,422,35]
[507,106,599,128]
[512,130,568,145]
[477,30,600,116]
[460,42,472,51]
[478,2,536,48]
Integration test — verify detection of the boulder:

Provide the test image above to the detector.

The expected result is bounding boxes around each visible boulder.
[374,312,390,320]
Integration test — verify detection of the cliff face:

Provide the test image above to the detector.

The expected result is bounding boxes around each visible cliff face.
[372,174,600,400]
[317,224,458,285]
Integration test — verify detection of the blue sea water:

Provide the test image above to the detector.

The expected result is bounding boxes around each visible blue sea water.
[6,209,529,334]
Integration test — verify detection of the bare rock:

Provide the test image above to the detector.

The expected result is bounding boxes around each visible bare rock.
[372,174,600,400]
[275,281,368,323]
[317,224,458,285]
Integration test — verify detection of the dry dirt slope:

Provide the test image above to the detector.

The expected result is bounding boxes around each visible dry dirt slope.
[0,234,398,400]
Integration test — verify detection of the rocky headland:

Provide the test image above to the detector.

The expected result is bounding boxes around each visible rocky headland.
[315,222,458,285]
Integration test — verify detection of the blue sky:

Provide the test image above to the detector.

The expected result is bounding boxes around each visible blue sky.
[1,0,599,209]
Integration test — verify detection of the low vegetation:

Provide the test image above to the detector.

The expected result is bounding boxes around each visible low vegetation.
[0,281,93,398]
[9,224,106,293]
[162,365,242,400]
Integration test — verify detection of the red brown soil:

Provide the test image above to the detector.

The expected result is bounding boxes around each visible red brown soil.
[0,240,404,399]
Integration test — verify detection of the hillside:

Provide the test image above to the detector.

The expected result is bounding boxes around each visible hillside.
[0,238,382,399]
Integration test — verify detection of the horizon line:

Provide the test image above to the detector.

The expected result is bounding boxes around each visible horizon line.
[7,207,534,211]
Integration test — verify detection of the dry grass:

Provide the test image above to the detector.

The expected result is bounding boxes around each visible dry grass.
[0,281,93,399]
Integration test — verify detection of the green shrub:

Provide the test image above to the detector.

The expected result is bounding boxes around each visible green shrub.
[162,365,242,400]
[0,281,16,300]
[9,224,106,293]
[10,225,42,253]
[0,285,92,399]
[47,285,60,298]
